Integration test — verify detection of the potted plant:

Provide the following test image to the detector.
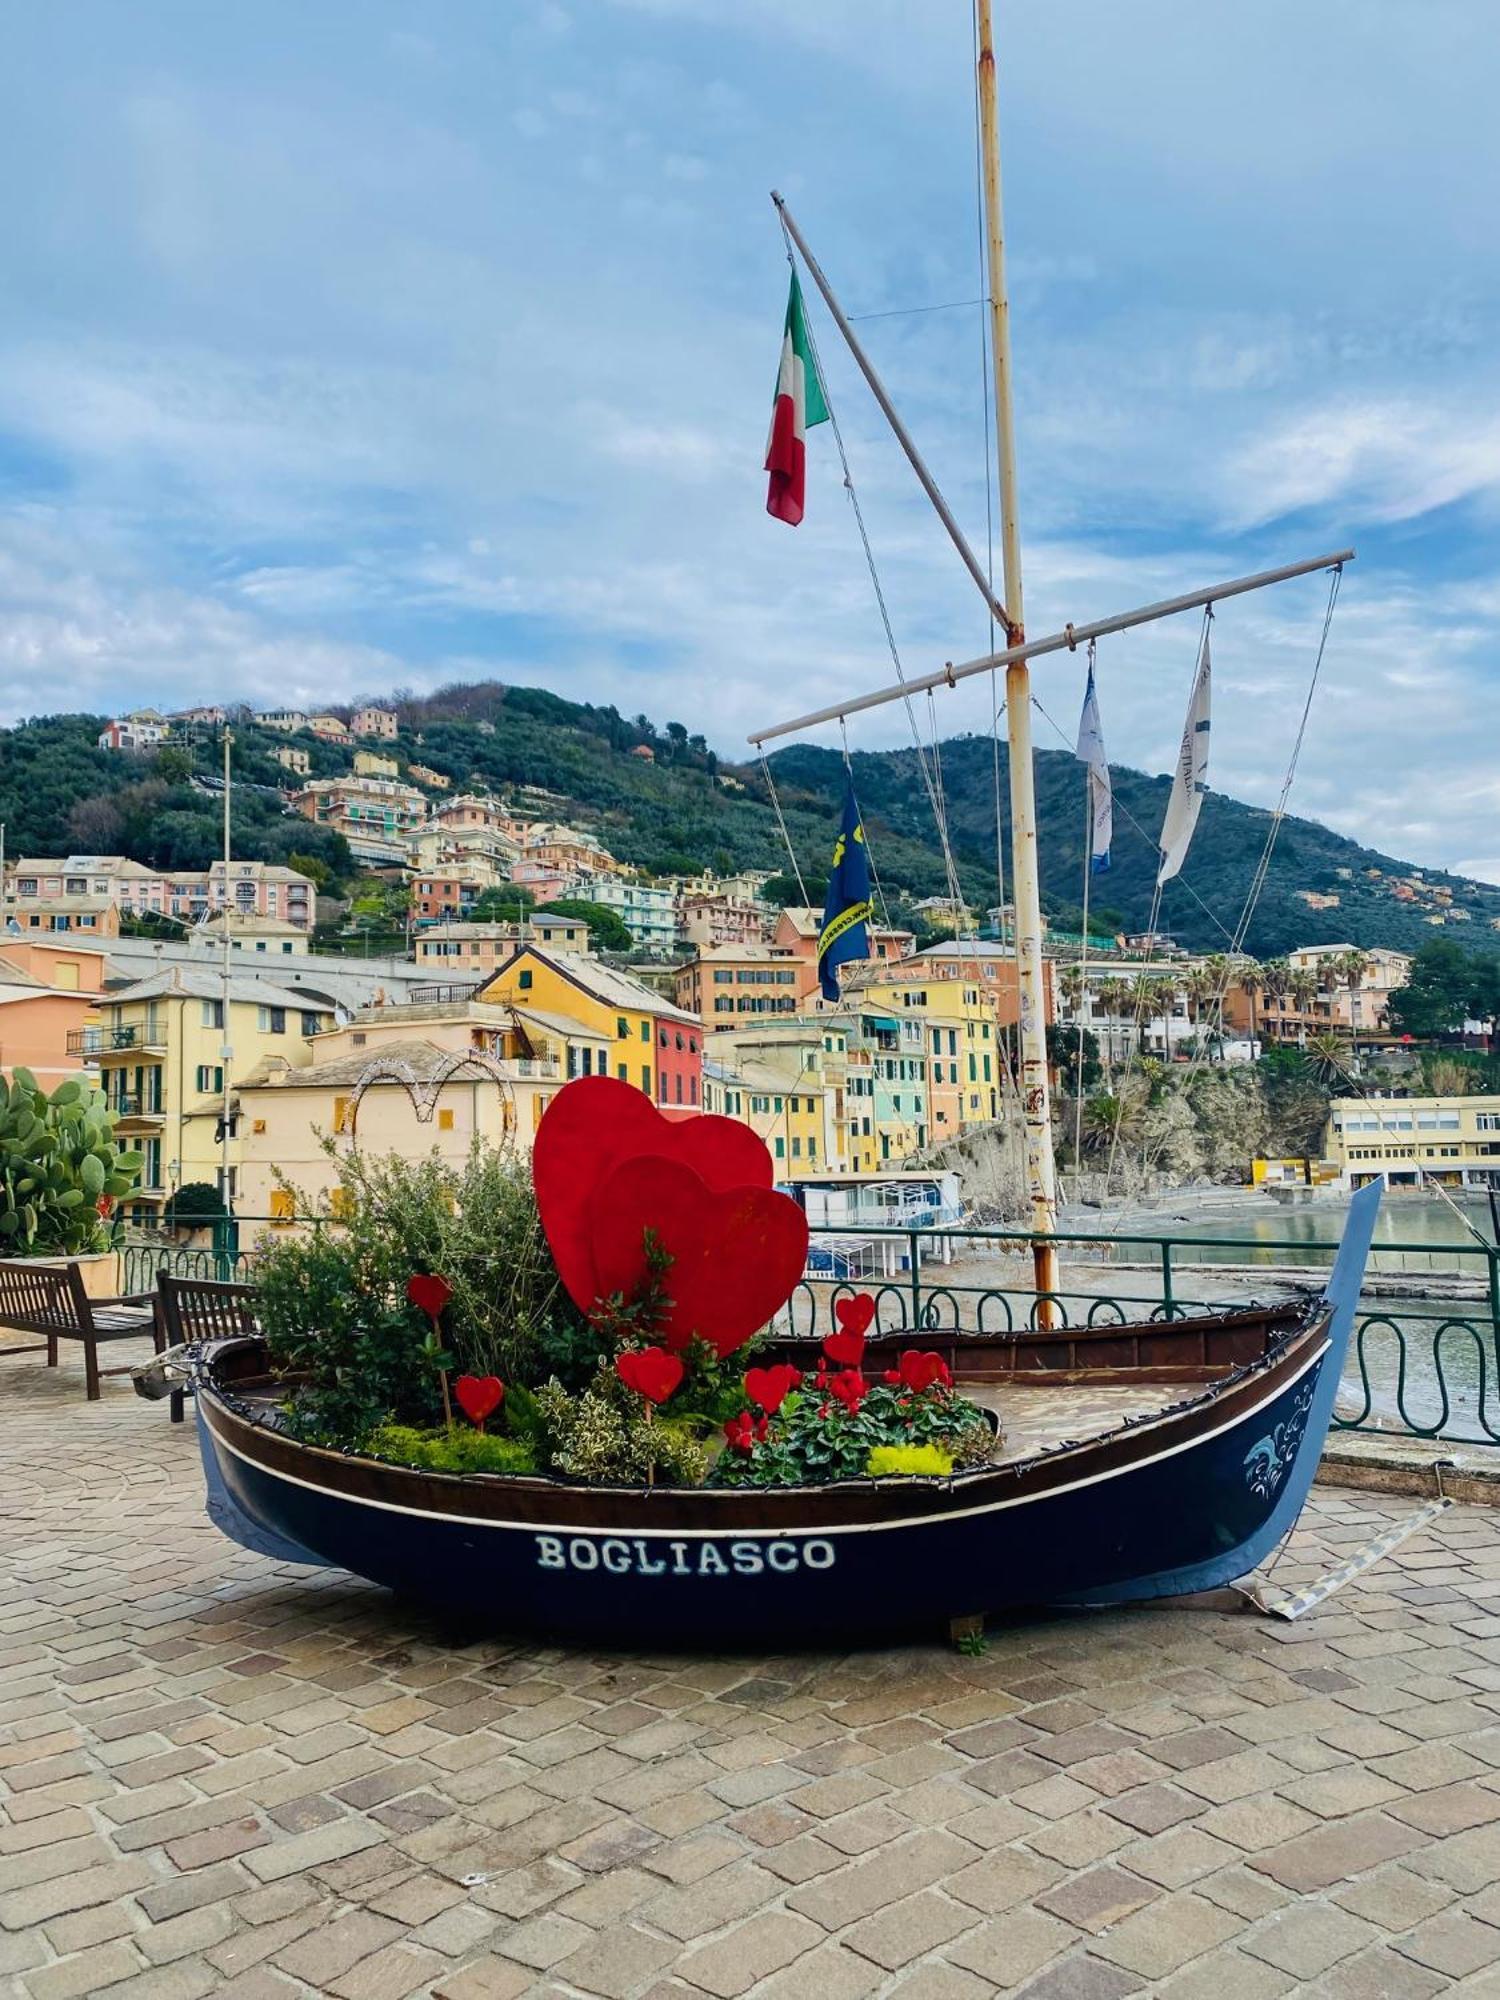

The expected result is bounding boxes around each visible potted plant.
[0,1070,143,1296]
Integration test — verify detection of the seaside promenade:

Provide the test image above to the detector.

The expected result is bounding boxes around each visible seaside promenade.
[6,1352,1500,1997]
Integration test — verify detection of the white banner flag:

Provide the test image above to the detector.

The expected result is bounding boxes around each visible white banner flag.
[1158,626,1212,886]
[1075,663,1112,873]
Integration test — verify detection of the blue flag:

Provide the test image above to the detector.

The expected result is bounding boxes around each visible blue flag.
[818,782,873,1002]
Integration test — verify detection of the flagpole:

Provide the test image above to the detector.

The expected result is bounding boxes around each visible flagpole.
[974,0,1060,1319]
[1074,788,1092,1186]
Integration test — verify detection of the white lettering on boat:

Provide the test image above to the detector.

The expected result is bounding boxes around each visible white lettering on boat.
[534,1535,836,1576]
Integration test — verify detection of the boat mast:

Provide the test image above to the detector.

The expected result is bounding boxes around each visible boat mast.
[976,0,1059,1311]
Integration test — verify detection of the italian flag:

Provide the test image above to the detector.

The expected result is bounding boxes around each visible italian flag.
[764,270,829,526]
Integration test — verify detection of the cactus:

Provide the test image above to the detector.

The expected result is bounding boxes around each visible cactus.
[0,1069,143,1256]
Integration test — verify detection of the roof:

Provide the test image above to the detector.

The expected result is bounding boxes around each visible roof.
[10,855,157,878]
[682,944,803,964]
[485,944,700,1027]
[106,966,321,1009]
[510,1005,611,1045]
[241,1039,503,1091]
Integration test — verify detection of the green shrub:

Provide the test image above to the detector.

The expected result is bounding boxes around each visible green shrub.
[364,1423,538,1477]
[867,1443,953,1478]
[532,1377,708,1486]
[163,1180,226,1228]
[0,1071,140,1255]
[714,1379,994,1488]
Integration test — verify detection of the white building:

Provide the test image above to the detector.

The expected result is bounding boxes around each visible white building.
[98,712,170,752]
[575,874,677,954]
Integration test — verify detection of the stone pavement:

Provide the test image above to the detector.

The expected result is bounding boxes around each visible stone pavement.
[6,1351,1500,1998]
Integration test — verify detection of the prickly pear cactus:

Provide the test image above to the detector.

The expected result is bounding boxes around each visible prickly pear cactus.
[0,1069,143,1255]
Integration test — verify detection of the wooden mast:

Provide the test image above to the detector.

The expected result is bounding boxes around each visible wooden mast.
[975,0,1059,1315]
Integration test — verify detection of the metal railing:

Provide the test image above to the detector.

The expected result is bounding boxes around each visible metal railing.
[116,1211,1500,1449]
[68,1026,146,1054]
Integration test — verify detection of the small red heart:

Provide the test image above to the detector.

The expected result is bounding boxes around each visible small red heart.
[897,1350,952,1393]
[455,1375,504,1424]
[835,1293,876,1338]
[744,1363,801,1416]
[823,1326,866,1368]
[407,1273,453,1322]
[616,1346,684,1406]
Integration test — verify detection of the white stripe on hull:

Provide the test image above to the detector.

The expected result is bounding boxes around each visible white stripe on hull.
[202,1340,1328,1543]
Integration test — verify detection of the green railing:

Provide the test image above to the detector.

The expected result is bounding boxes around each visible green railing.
[120,1213,1500,1449]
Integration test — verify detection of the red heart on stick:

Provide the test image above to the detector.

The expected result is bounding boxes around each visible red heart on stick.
[836,1293,876,1338]
[534,1076,773,1315]
[455,1375,505,1425]
[898,1350,952,1393]
[743,1363,801,1416]
[407,1273,453,1322]
[616,1346,684,1405]
[588,1155,809,1360]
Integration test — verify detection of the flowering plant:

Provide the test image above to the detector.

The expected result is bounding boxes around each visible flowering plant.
[711,1349,993,1488]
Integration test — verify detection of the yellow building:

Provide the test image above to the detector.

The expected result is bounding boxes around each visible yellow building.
[851,970,1000,1137]
[237,999,576,1216]
[93,968,333,1221]
[475,944,701,1104]
[704,1021,849,1179]
[1325,1095,1500,1190]
[353,749,400,779]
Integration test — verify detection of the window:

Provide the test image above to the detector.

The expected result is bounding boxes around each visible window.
[640,1021,650,1042]
[300,1011,322,1038]
[330,1188,355,1220]
[690,1076,698,1106]
[617,1062,628,1081]
[518,969,533,991]
[195,1065,224,1094]
[437,1109,455,1131]
[257,1006,286,1034]
[617,1016,629,1038]
[641,1065,651,1093]
[333,1095,354,1134]
[269,1189,296,1225]
[774,1136,785,1158]
[792,1137,802,1157]
[201,1000,224,1029]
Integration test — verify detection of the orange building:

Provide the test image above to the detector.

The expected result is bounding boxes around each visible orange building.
[0,938,108,1088]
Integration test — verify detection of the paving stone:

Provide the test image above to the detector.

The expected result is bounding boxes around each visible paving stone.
[677,1909,823,1994]
[1252,1810,1431,1890]
[1394,1906,1500,1978]
[845,1888,977,1969]
[1035,1863,1158,1933]
[1089,1890,1242,1979]
[1240,1903,1375,1978]
[945,1909,1082,1989]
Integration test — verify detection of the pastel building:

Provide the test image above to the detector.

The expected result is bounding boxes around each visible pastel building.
[0,938,108,1089]
[476,944,702,1106]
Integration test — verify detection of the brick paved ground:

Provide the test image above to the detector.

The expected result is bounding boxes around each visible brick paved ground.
[6,1350,1500,1997]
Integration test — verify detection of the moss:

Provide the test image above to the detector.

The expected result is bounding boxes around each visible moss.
[867,1443,953,1479]
[364,1423,538,1478]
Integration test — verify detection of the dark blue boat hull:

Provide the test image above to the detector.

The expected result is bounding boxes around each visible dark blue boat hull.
[196,1183,1380,1644]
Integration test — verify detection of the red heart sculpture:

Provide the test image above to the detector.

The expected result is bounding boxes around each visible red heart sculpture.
[836,1293,876,1338]
[588,1155,809,1360]
[828,1368,867,1412]
[744,1363,801,1416]
[898,1350,953,1393]
[534,1076,774,1315]
[616,1346,684,1405]
[407,1273,453,1322]
[455,1374,504,1424]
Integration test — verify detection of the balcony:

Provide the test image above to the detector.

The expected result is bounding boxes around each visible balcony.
[109,1094,165,1124]
[70,1025,167,1057]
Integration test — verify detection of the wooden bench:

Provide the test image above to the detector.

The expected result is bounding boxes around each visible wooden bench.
[152,1275,261,1424]
[0,1259,163,1401]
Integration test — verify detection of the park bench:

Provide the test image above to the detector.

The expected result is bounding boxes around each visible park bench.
[0,1258,162,1402]
[146,1274,261,1424]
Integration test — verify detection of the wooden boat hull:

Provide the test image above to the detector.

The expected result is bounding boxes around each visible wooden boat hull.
[185,1184,1382,1643]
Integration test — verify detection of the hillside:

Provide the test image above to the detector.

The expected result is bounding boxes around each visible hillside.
[2,682,1497,959]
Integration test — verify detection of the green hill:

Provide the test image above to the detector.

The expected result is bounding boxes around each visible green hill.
[1,683,1495,959]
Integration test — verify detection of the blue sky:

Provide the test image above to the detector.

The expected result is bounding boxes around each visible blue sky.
[3,1,1499,880]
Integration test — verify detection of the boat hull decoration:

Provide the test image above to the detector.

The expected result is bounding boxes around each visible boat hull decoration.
[183,1181,1382,1643]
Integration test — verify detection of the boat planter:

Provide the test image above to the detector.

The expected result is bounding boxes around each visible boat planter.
[160,1184,1382,1646]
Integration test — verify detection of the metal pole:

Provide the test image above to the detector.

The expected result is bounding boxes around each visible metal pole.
[771,193,1011,633]
[976,0,1059,1318]
[748,546,1354,746]
[221,729,233,1210]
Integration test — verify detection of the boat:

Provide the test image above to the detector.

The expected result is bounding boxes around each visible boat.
[149,1181,1381,1644]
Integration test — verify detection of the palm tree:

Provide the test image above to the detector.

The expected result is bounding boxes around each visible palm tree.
[1261,957,1290,1043]
[1238,958,1264,1047]
[1335,949,1373,1031]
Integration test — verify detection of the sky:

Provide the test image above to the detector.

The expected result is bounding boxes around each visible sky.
[3,1,1500,882]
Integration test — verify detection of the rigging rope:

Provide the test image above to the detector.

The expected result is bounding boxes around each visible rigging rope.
[758,751,808,907]
[840,717,895,936]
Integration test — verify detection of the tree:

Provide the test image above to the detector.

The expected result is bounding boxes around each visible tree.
[1387,938,1475,1040]
[471,886,534,924]
[164,1181,228,1229]
[536,898,634,953]
[761,873,818,907]
[287,851,333,892]
[1048,1022,1101,1095]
